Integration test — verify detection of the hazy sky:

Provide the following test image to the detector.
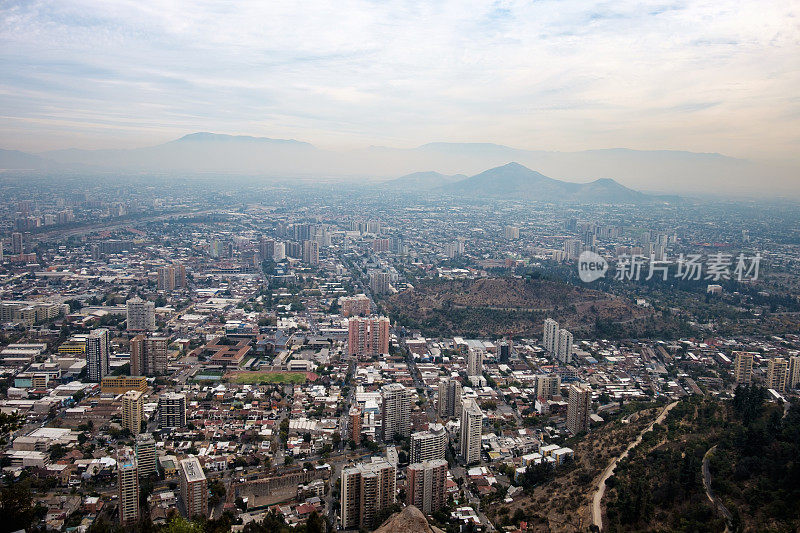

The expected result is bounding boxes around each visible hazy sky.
[1,1,798,161]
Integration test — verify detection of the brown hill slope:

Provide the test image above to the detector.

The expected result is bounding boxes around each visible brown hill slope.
[384,277,653,338]
[374,506,443,533]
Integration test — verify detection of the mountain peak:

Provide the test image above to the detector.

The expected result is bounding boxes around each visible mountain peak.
[172,132,313,147]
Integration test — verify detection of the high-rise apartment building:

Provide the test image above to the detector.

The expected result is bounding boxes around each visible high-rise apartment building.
[410,424,447,464]
[437,378,462,419]
[349,406,362,445]
[788,356,800,390]
[347,316,390,357]
[130,334,168,376]
[302,239,319,265]
[767,357,789,392]
[733,351,755,385]
[11,232,22,255]
[121,390,144,436]
[339,294,371,317]
[340,460,396,530]
[86,328,110,382]
[556,329,574,365]
[407,459,448,514]
[179,456,208,518]
[157,264,186,291]
[272,241,286,261]
[369,270,391,295]
[135,433,158,477]
[459,399,483,464]
[117,449,139,526]
[566,384,591,435]
[467,348,483,376]
[381,383,412,441]
[158,392,187,430]
[126,297,155,332]
[536,374,561,400]
[504,225,520,239]
[543,318,559,354]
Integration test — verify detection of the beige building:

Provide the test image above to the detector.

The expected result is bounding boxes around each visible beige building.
[381,383,412,441]
[788,356,800,390]
[130,335,169,376]
[733,351,755,385]
[767,358,789,392]
[407,459,448,514]
[566,383,591,435]
[117,449,140,526]
[340,459,396,530]
[179,456,208,518]
[135,433,158,477]
[410,424,447,464]
[459,398,483,464]
[121,390,144,436]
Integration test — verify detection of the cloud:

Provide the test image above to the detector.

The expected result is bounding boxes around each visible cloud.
[0,0,798,163]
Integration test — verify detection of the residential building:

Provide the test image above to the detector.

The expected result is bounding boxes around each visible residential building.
[126,297,155,332]
[347,316,390,357]
[179,456,208,518]
[543,318,559,354]
[467,348,483,376]
[350,406,362,445]
[158,392,186,430]
[788,356,800,390]
[407,459,448,514]
[302,239,319,265]
[117,449,139,526]
[767,357,789,392]
[369,270,391,295]
[536,374,561,400]
[121,390,144,436]
[410,424,447,464]
[135,433,158,477]
[733,351,755,385]
[86,328,110,382]
[340,460,396,530]
[381,383,412,441]
[556,329,574,365]
[130,335,169,376]
[460,398,483,464]
[437,377,462,419]
[340,294,371,317]
[566,383,591,435]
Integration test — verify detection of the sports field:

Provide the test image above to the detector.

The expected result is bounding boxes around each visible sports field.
[224,371,308,384]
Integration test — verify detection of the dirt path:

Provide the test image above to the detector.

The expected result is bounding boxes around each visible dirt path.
[591,401,679,531]
[702,445,733,532]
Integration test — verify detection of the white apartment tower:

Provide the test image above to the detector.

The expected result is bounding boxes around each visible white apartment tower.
[381,383,412,441]
[556,328,574,365]
[410,424,448,464]
[543,318,559,354]
[467,348,484,376]
[459,398,483,464]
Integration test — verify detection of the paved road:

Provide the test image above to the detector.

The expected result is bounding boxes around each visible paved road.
[591,401,678,531]
[702,445,733,532]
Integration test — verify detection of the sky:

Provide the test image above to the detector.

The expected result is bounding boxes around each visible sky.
[0,0,798,163]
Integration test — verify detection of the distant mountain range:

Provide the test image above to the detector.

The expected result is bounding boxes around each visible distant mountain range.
[0,132,793,196]
[388,162,654,203]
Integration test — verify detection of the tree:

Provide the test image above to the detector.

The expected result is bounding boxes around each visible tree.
[0,483,36,532]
